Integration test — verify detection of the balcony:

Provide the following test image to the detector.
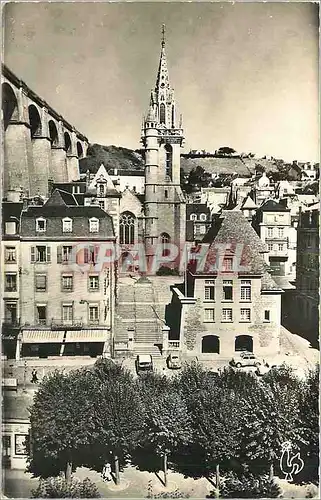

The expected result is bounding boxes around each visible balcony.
[51,318,83,329]
[2,320,20,329]
[268,249,288,258]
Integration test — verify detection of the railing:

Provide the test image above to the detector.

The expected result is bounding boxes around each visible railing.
[51,318,83,329]
[168,341,180,349]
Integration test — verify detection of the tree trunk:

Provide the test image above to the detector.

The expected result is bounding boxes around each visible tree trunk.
[114,453,120,485]
[215,463,220,492]
[163,452,168,488]
[269,462,274,481]
[65,460,72,484]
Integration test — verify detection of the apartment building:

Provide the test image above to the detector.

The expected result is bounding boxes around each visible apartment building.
[2,190,116,359]
[253,199,295,278]
[168,211,282,358]
[294,204,319,345]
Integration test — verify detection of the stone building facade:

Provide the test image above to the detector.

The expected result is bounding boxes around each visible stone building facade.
[1,190,116,359]
[167,211,283,358]
[294,204,319,346]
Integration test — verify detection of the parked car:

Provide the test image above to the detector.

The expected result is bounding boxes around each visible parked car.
[167,353,182,369]
[231,351,262,368]
[255,363,271,376]
[136,354,153,374]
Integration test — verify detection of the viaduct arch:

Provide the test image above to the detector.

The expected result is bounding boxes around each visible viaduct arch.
[2,64,89,198]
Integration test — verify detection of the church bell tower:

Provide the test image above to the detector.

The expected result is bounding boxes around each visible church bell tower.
[141,26,186,269]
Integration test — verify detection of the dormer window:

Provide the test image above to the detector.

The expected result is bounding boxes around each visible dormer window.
[190,214,197,221]
[36,218,46,232]
[89,217,99,233]
[199,213,207,221]
[72,186,81,194]
[62,217,73,233]
[98,184,105,196]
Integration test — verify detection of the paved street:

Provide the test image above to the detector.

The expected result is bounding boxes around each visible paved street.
[3,465,319,499]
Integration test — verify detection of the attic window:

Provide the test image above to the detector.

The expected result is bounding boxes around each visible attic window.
[190,214,197,221]
[89,217,99,233]
[199,213,207,221]
[72,186,81,194]
[62,217,73,233]
[36,218,46,233]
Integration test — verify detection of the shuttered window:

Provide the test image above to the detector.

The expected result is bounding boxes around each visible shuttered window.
[35,274,47,291]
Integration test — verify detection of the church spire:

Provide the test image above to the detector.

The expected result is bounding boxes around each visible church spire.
[155,24,170,94]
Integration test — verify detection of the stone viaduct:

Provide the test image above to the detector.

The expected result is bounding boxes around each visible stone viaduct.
[2,64,89,199]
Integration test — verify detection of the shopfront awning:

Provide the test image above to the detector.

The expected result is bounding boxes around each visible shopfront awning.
[21,330,65,344]
[65,330,108,343]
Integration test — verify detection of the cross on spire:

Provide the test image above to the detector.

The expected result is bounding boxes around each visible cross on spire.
[161,24,166,47]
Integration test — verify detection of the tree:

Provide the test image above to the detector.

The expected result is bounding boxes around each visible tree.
[297,365,319,483]
[28,369,99,481]
[90,359,144,484]
[142,390,192,487]
[137,373,192,487]
[216,147,237,156]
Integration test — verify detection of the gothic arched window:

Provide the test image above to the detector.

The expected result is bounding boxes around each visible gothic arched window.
[160,232,171,257]
[119,212,136,245]
[160,103,166,124]
[165,144,172,177]
[171,105,175,128]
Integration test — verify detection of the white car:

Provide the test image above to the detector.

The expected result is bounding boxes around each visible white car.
[231,351,262,368]
[167,353,182,369]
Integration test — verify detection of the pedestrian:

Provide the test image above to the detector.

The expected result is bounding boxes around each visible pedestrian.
[31,369,38,384]
[102,462,112,482]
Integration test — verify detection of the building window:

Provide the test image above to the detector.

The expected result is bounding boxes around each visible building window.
[199,213,207,221]
[264,310,270,322]
[36,218,46,232]
[240,280,251,301]
[222,308,233,322]
[164,189,168,199]
[57,245,73,264]
[5,273,17,292]
[160,103,166,124]
[98,184,105,196]
[35,274,47,292]
[61,275,73,291]
[62,304,73,323]
[160,233,171,257]
[165,144,172,177]
[223,280,233,300]
[267,227,273,237]
[278,244,284,251]
[278,227,284,237]
[98,200,105,210]
[5,246,16,262]
[190,214,197,221]
[240,308,251,322]
[72,185,81,194]
[89,217,99,233]
[15,434,29,456]
[89,275,99,291]
[267,243,273,251]
[5,222,17,235]
[4,301,18,325]
[204,309,215,322]
[222,257,233,272]
[62,218,73,233]
[88,304,99,324]
[31,246,51,263]
[119,212,135,245]
[204,280,215,301]
[84,245,96,264]
[2,435,11,458]
[36,305,47,325]
[199,225,206,234]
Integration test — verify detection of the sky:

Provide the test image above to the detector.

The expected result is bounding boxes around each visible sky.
[3,2,320,162]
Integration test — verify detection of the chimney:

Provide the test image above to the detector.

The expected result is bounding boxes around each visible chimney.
[48,178,54,196]
[6,189,21,203]
[114,168,118,176]
[86,170,90,190]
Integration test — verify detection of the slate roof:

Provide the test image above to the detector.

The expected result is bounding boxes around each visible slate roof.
[21,205,110,219]
[258,199,290,212]
[186,203,211,216]
[198,211,271,277]
[181,156,279,176]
